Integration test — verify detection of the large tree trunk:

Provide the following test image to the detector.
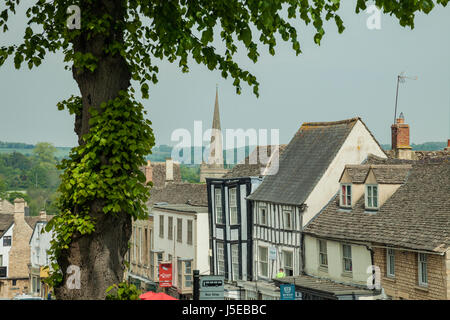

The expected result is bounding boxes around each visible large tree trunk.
[54,1,133,300]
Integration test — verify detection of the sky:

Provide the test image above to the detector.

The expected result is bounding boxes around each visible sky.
[0,1,449,148]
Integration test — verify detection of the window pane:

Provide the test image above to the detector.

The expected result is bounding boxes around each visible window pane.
[232,245,239,280]
[343,245,352,272]
[373,186,378,207]
[347,185,351,205]
[168,217,173,240]
[177,219,182,243]
[159,216,164,238]
[215,189,223,224]
[187,220,193,245]
[260,208,266,225]
[341,185,346,205]
[230,207,238,225]
[259,247,268,277]
[217,243,225,275]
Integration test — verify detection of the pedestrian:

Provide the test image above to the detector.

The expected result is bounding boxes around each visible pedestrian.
[276,268,286,278]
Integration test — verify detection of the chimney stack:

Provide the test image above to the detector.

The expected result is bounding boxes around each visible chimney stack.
[145,160,153,184]
[13,198,26,223]
[165,158,174,182]
[391,112,414,160]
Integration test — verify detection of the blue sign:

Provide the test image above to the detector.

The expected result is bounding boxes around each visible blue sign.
[280,284,295,300]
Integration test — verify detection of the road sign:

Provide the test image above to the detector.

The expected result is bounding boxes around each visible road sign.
[269,247,277,260]
[159,263,172,288]
[199,275,224,300]
[280,284,295,300]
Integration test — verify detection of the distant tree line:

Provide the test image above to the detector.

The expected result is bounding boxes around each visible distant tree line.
[381,141,447,151]
[0,141,35,149]
[0,142,60,216]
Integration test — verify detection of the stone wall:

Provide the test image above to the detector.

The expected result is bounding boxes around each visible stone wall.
[0,278,29,299]
[374,247,447,300]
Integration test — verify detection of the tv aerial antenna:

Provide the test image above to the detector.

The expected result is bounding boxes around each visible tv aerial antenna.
[394,72,418,124]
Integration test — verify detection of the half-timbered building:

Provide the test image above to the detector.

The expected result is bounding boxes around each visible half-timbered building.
[246,118,387,297]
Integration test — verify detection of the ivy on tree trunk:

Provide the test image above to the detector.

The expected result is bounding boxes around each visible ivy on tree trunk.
[0,0,446,300]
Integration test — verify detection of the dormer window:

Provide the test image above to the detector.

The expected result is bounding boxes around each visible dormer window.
[340,184,352,207]
[365,185,379,209]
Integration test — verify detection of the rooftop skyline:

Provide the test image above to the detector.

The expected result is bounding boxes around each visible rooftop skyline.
[0,1,449,147]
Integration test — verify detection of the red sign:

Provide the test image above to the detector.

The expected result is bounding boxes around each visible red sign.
[159,263,172,287]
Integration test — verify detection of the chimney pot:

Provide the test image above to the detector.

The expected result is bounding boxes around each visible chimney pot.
[39,210,47,220]
[165,158,174,182]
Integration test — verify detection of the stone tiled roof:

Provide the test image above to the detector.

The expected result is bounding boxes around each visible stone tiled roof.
[384,149,450,160]
[304,158,450,253]
[0,214,14,238]
[223,145,287,178]
[25,215,53,230]
[248,118,362,205]
[343,164,411,184]
[148,183,207,207]
[0,199,14,214]
[343,166,370,183]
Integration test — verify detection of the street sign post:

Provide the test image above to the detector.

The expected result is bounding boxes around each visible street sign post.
[269,247,277,261]
[159,263,172,288]
[280,284,295,300]
[199,275,225,300]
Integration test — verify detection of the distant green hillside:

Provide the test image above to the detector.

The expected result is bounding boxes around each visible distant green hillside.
[381,141,447,151]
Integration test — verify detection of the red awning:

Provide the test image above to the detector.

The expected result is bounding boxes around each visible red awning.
[139,291,178,300]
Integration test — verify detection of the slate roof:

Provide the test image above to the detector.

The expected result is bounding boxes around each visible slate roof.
[304,158,450,253]
[247,118,362,205]
[223,145,287,178]
[147,183,207,207]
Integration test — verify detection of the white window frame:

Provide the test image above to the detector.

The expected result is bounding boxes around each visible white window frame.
[418,253,428,287]
[340,184,352,207]
[283,210,293,230]
[215,189,224,224]
[229,188,238,225]
[386,248,395,278]
[258,246,269,278]
[365,184,379,209]
[342,244,352,273]
[318,240,328,268]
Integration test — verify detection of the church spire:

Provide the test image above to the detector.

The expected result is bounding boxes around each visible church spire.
[208,85,224,166]
[212,85,221,131]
